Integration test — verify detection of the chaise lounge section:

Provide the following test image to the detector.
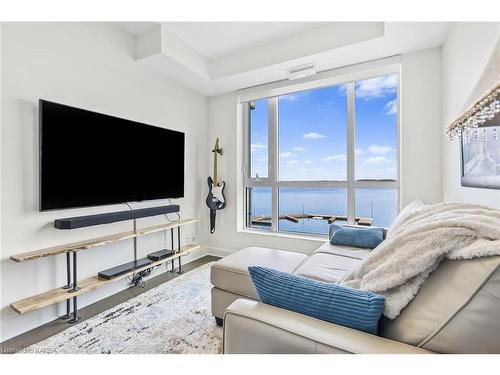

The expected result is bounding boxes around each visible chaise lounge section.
[210,247,308,325]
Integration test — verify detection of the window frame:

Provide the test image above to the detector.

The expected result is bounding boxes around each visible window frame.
[242,63,401,236]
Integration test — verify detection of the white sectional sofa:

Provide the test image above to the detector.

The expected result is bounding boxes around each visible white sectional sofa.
[210,240,500,354]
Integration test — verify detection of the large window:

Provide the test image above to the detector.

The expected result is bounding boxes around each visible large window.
[244,71,399,236]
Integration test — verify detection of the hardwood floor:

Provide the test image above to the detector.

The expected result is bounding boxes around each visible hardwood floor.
[0,255,220,353]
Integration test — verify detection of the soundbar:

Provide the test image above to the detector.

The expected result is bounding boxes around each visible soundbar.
[147,249,176,261]
[98,258,153,280]
[54,204,180,229]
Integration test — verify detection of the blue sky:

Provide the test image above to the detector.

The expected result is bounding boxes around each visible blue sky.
[250,74,398,181]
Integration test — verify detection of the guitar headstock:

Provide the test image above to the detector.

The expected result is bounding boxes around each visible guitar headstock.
[212,137,223,155]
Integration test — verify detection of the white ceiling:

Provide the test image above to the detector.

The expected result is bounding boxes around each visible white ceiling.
[116,22,158,36]
[165,22,326,59]
[115,22,451,96]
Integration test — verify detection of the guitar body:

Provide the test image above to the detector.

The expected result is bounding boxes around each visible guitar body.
[206,138,226,233]
[206,177,226,210]
[206,177,226,233]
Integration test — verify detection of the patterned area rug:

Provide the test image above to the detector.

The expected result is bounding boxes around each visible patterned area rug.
[26,262,222,354]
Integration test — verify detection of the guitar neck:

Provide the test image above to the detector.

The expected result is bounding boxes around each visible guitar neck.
[213,151,218,186]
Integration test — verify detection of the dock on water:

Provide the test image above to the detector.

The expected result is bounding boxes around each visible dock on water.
[250,214,373,227]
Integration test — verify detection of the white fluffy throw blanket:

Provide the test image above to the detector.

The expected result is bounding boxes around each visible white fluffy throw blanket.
[340,202,500,319]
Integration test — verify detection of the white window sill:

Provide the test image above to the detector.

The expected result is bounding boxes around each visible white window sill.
[237,228,327,243]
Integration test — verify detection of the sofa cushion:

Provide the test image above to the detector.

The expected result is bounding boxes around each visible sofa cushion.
[293,252,363,283]
[293,241,372,283]
[314,241,371,260]
[249,266,385,335]
[210,247,308,299]
[380,256,500,353]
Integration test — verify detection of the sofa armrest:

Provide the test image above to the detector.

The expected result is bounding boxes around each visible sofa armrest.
[223,299,431,354]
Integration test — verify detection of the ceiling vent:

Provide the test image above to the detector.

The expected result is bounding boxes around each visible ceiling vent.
[287,64,316,80]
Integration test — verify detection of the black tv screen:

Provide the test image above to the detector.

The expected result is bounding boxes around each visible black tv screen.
[39,100,184,211]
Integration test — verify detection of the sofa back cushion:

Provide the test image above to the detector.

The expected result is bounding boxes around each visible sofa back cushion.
[380,256,500,353]
[293,252,364,283]
[293,242,372,283]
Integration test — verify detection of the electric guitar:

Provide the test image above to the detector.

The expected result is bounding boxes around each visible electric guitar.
[206,138,226,233]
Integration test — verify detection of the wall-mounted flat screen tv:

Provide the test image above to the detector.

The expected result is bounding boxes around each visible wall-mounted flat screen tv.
[39,100,184,211]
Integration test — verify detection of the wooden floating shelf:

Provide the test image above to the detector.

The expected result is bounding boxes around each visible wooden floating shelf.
[10,219,197,263]
[11,244,201,315]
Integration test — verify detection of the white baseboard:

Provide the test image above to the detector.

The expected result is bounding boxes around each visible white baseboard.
[183,245,210,263]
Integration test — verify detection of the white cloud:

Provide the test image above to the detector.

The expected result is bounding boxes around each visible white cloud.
[287,159,299,165]
[321,154,347,162]
[385,99,397,115]
[355,74,397,99]
[364,156,390,165]
[293,146,307,152]
[251,143,267,152]
[368,144,392,154]
[302,132,326,140]
[355,148,364,156]
[303,160,313,164]
[279,152,293,158]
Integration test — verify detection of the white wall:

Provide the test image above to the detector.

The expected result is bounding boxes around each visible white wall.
[442,23,500,208]
[0,23,209,341]
[401,48,443,204]
[207,47,443,256]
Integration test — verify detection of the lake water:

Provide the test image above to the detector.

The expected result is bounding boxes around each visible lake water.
[248,187,398,236]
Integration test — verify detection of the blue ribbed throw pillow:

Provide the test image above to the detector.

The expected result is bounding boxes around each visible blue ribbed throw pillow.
[248,266,385,335]
[330,224,384,249]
